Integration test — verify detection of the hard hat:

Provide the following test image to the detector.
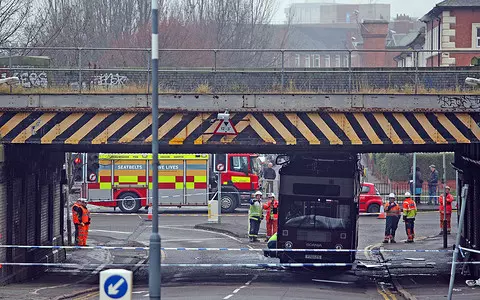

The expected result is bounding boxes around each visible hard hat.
[405,192,411,197]
[388,193,395,198]
[268,193,275,198]
[254,191,263,196]
[78,198,87,202]
[445,186,451,190]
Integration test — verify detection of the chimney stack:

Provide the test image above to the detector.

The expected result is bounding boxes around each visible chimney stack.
[360,19,389,67]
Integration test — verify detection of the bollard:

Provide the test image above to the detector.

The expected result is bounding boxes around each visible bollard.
[100,269,132,300]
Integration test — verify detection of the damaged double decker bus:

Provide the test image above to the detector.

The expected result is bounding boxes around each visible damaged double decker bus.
[272,153,362,265]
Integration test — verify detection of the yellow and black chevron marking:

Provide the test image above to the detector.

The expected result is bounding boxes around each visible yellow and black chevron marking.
[0,111,479,145]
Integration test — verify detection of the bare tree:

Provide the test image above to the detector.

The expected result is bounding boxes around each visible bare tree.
[0,0,32,46]
[22,0,288,69]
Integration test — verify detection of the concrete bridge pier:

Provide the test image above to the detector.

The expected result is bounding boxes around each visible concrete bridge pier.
[0,145,66,285]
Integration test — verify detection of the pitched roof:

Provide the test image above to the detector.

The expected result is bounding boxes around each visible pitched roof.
[435,0,480,6]
[420,0,480,22]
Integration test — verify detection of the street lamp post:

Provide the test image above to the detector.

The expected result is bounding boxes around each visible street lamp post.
[443,153,447,248]
[149,0,161,299]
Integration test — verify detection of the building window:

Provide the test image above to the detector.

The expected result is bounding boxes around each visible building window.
[295,54,300,67]
[324,55,330,67]
[343,55,349,67]
[335,55,341,67]
[314,54,320,67]
[305,55,311,68]
[477,27,480,47]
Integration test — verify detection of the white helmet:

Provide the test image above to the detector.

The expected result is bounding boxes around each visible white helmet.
[388,193,396,198]
[405,191,411,197]
[254,191,263,197]
[268,193,275,198]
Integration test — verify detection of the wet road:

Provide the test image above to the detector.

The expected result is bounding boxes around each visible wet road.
[0,208,459,299]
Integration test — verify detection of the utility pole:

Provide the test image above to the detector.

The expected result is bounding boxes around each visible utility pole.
[149,0,161,299]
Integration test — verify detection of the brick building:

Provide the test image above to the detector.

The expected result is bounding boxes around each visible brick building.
[420,0,480,66]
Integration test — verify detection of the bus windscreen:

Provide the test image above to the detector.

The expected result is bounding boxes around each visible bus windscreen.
[282,198,351,230]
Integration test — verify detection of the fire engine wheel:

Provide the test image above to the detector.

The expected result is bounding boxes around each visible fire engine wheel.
[367,203,380,213]
[220,194,237,213]
[118,192,141,213]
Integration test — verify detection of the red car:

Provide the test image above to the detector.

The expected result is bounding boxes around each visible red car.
[359,182,383,213]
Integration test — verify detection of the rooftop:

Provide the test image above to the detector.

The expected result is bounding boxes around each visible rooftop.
[420,0,480,22]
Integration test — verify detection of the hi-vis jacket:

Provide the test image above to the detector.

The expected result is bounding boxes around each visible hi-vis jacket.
[249,200,263,220]
[72,203,90,225]
[403,197,417,219]
[439,193,454,213]
[384,202,401,217]
[263,199,279,220]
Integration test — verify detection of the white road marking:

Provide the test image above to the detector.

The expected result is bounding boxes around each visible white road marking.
[162,237,224,243]
[32,283,71,295]
[233,288,241,293]
[312,279,354,285]
[155,225,243,243]
[132,291,148,294]
[223,295,233,299]
[89,229,133,234]
[245,274,258,285]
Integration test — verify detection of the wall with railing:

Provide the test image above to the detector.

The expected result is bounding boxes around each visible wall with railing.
[0,47,479,94]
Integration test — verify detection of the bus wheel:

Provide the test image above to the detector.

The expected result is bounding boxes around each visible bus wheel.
[367,203,380,213]
[220,194,237,213]
[118,192,141,213]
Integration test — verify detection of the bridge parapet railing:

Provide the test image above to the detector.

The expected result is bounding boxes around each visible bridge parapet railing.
[0,47,479,94]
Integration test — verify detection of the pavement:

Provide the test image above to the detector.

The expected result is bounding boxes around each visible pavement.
[2,210,480,300]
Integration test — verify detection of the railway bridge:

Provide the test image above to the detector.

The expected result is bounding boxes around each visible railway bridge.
[0,92,479,282]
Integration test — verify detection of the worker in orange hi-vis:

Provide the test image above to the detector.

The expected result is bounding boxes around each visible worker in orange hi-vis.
[72,198,91,246]
[439,186,454,235]
[263,193,279,242]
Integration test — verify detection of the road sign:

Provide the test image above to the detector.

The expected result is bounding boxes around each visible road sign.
[89,173,97,182]
[214,120,237,135]
[216,163,225,172]
[100,269,132,300]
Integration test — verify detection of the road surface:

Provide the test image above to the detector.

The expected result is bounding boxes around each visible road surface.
[1,209,471,300]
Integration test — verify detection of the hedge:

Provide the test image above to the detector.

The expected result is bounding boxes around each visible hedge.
[371,153,455,181]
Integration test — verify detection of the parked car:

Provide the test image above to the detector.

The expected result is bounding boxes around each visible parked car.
[359,182,383,213]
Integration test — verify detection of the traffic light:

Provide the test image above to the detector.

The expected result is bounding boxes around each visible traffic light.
[72,153,83,182]
[86,153,99,182]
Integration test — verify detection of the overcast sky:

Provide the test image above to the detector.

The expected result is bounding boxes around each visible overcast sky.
[272,0,441,23]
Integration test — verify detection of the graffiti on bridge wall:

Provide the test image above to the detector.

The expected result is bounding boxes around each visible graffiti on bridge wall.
[438,95,480,110]
[91,73,128,87]
[1,70,48,88]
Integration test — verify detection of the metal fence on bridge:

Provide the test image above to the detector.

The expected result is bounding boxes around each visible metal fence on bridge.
[0,47,479,94]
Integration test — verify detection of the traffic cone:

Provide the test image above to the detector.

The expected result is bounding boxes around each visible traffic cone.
[147,205,152,221]
[377,203,386,219]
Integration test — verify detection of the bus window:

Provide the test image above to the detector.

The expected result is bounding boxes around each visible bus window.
[282,198,351,230]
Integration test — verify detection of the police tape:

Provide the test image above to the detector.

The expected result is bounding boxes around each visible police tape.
[0,244,454,253]
[0,262,442,268]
